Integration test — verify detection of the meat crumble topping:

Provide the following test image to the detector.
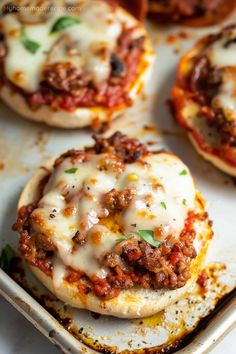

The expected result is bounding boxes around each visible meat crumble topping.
[13,133,210,300]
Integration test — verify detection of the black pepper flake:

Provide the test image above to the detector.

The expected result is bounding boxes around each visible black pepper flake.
[131,223,137,227]
[90,312,101,320]
[49,330,56,338]
[49,214,56,219]
[78,327,84,334]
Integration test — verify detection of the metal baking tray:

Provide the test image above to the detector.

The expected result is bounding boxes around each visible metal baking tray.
[0,16,236,354]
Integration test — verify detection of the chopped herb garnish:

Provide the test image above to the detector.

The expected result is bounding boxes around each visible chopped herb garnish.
[51,16,80,33]
[182,198,187,206]
[0,245,15,272]
[65,167,78,174]
[20,28,41,54]
[138,230,161,248]
[160,201,167,210]
[116,233,133,243]
[179,169,188,176]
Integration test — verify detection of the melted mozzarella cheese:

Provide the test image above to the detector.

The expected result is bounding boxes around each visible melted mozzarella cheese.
[206,28,236,122]
[31,151,196,285]
[206,27,236,68]
[212,69,236,122]
[1,0,122,92]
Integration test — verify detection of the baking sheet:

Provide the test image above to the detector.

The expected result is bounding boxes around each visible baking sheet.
[0,16,236,354]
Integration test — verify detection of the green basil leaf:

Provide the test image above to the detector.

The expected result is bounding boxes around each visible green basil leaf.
[160,201,167,210]
[179,169,188,176]
[20,29,41,54]
[51,16,80,33]
[0,245,15,272]
[65,168,78,174]
[138,230,161,248]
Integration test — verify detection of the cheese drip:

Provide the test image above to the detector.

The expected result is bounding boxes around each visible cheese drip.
[1,0,122,92]
[31,152,196,285]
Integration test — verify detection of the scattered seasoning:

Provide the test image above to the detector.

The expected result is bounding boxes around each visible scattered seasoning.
[49,330,56,338]
[65,168,78,174]
[51,16,80,33]
[160,201,167,210]
[20,28,41,54]
[179,169,188,176]
[131,223,137,227]
[0,245,15,272]
[182,198,187,206]
[90,312,101,320]
[138,230,161,248]
[49,213,56,219]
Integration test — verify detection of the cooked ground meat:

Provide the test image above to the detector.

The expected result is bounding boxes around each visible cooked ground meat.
[104,188,135,213]
[88,131,148,163]
[0,26,144,111]
[147,0,235,25]
[102,211,199,295]
[54,149,87,168]
[187,35,236,148]
[190,56,221,106]
[42,62,91,95]
[197,270,209,289]
[54,133,148,172]
[13,197,202,301]
[12,203,53,276]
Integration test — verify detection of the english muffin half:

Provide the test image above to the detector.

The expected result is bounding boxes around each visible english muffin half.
[0,0,154,128]
[13,132,213,318]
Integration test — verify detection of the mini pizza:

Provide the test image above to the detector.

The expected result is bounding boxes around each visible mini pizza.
[13,132,213,318]
[172,25,236,176]
[148,0,236,27]
[0,1,154,129]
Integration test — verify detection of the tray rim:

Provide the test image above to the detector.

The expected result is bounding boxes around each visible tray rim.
[0,268,235,354]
